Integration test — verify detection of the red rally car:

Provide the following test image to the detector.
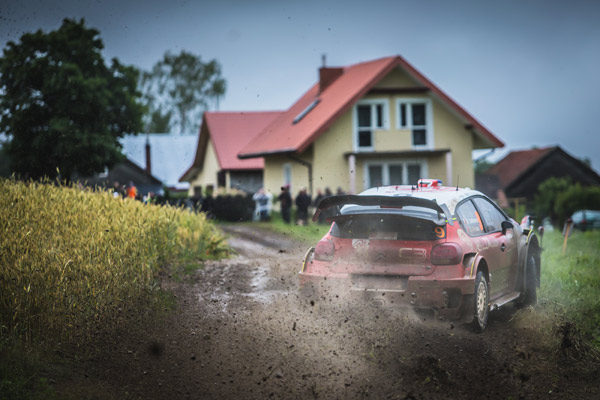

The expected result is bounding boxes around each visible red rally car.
[300,179,541,332]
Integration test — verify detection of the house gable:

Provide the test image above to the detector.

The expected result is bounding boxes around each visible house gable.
[180,111,281,182]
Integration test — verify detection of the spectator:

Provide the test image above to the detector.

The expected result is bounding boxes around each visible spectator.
[126,181,138,199]
[313,188,327,224]
[253,188,272,221]
[279,185,292,224]
[112,181,124,198]
[295,187,311,226]
[313,188,325,208]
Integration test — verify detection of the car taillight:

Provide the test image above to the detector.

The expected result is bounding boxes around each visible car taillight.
[431,242,463,265]
[314,240,335,261]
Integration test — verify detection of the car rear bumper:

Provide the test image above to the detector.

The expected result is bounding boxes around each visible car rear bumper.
[299,271,475,320]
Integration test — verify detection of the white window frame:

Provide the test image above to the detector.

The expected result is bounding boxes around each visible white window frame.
[283,163,292,187]
[395,98,434,150]
[363,159,428,190]
[353,99,389,152]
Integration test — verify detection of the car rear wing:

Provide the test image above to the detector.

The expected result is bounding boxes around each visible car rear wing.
[312,195,453,226]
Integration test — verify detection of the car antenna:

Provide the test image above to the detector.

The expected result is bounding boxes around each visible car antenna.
[456,175,460,191]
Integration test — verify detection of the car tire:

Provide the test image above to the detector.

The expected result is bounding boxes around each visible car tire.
[471,271,489,332]
[521,254,538,306]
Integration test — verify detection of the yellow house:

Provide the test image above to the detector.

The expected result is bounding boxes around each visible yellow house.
[238,56,503,196]
[180,111,281,196]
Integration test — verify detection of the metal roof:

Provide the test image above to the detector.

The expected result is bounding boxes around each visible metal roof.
[121,133,198,190]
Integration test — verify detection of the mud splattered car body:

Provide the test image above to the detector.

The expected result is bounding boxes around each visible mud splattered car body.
[300,179,541,331]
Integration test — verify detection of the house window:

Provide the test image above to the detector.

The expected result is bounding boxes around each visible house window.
[396,99,432,148]
[355,100,388,151]
[283,163,292,187]
[364,160,426,188]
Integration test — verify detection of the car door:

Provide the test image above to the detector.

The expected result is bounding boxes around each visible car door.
[472,197,519,295]
[456,199,506,298]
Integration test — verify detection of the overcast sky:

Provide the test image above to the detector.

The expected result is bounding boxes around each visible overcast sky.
[2,0,599,171]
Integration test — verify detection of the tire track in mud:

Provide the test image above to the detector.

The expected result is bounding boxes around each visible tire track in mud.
[82,224,599,399]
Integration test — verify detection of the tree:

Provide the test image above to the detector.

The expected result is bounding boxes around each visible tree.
[141,50,226,134]
[145,108,173,133]
[0,19,144,180]
[534,177,572,224]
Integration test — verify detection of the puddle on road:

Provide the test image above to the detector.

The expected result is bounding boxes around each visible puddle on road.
[243,265,288,303]
[198,244,291,314]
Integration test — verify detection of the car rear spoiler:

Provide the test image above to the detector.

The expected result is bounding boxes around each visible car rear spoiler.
[312,195,453,226]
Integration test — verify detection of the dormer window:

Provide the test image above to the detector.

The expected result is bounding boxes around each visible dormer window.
[397,98,433,148]
[354,99,388,151]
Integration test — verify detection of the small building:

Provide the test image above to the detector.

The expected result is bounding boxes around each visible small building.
[480,146,600,202]
[179,111,282,196]
[237,55,504,196]
[81,158,163,197]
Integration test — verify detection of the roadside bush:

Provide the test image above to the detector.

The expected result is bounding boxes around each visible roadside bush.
[554,183,600,224]
[209,194,254,222]
[534,177,572,224]
[0,179,228,346]
[535,177,600,225]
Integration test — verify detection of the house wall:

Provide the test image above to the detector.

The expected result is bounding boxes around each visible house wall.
[188,138,220,195]
[263,153,310,199]
[312,110,354,194]
[432,99,475,188]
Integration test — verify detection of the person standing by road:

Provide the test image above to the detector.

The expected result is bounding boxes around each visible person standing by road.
[126,181,138,199]
[295,187,311,226]
[278,185,292,224]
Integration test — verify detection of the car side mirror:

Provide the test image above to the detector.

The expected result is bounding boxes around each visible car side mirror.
[501,220,513,235]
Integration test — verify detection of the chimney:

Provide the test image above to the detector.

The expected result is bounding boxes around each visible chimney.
[145,136,152,175]
[318,54,343,93]
[319,67,343,93]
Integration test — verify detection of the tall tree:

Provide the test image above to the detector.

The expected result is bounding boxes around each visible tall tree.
[0,18,144,180]
[142,51,226,134]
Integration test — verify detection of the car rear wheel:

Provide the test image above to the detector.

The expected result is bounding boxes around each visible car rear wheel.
[521,254,538,306]
[471,271,489,332]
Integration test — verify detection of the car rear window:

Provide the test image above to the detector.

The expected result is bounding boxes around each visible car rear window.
[330,214,445,241]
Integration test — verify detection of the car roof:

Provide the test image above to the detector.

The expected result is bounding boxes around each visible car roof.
[358,185,483,215]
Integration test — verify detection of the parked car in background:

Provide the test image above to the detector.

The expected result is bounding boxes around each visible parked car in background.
[571,210,600,231]
[300,179,541,332]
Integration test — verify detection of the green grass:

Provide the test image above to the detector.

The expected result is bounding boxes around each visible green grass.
[538,229,600,348]
[245,211,331,245]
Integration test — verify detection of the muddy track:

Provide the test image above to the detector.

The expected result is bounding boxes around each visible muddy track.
[65,224,599,399]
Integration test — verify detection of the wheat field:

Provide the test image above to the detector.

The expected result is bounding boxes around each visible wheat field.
[0,179,228,344]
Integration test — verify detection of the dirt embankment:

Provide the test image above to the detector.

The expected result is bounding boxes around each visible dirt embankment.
[59,224,599,400]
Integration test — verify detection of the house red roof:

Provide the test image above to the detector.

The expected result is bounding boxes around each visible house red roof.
[179,111,281,182]
[238,55,503,159]
[486,147,554,188]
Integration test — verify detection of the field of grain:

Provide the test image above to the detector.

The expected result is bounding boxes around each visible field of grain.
[0,179,228,345]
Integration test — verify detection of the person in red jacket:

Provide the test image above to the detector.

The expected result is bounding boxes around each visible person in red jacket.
[126,181,138,199]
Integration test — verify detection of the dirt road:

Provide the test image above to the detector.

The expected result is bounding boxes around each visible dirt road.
[69,224,599,399]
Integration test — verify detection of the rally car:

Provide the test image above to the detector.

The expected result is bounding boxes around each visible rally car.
[300,179,541,331]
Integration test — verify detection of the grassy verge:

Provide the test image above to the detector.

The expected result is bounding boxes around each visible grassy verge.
[0,179,229,398]
[537,229,600,350]
[242,211,331,245]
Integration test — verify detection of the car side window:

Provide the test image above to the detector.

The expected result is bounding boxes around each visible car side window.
[473,197,506,233]
[456,200,485,236]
